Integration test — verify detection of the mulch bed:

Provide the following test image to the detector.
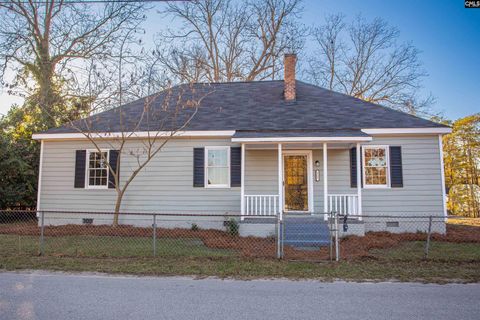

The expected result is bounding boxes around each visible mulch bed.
[0,223,478,260]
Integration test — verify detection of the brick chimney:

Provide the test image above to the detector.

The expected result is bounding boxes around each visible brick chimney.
[284,53,296,101]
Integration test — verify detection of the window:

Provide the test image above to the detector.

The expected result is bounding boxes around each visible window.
[362,146,389,188]
[205,146,230,188]
[86,150,109,188]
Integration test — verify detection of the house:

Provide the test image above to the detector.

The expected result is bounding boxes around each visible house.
[32,54,451,237]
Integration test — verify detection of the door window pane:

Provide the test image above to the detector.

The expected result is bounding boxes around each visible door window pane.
[284,155,308,211]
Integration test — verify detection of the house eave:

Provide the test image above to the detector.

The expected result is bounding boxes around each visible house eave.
[231,136,373,143]
[361,128,452,135]
[32,130,236,140]
[32,127,452,141]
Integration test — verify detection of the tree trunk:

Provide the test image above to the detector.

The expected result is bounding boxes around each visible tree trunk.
[113,190,125,227]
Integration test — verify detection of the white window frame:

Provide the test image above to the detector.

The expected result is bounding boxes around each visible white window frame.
[85,149,110,189]
[204,146,231,188]
[362,145,390,189]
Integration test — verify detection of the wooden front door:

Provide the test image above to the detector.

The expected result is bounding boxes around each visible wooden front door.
[284,154,309,211]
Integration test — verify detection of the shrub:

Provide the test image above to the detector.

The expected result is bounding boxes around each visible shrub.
[226,218,239,237]
[191,223,199,231]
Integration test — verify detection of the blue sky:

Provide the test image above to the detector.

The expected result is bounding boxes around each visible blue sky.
[1,0,478,120]
[298,0,480,120]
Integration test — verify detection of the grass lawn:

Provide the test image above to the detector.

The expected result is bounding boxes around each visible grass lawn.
[0,234,234,258]
[370,241,480,262]
[0,233,479,283]
[1,255,478,283]
[448,217,480,227]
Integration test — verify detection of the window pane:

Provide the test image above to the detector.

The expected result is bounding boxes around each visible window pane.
[88,151,108,186]
[364,148,388,185]
[207,167,228,185]
[208,149,227,166]
[365,167,387,185]
[365,148,386,167]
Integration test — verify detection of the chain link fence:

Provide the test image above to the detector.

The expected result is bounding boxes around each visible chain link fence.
[1,210,479,263]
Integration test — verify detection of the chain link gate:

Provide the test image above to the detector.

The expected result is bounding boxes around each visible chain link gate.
[276,212,339,261]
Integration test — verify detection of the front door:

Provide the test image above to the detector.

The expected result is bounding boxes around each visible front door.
[284,154,309,211]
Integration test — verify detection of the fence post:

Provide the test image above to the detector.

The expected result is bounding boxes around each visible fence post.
[152,215,157,257]
[329,212,333,261]
[39,210,45,256]
[276,214,283,259]
[276,215,279,259]
[335,211,340,261]
[424,215,433,259]
[281,215,285,258]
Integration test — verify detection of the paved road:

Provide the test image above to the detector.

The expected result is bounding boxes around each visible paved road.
[0,271,479,320]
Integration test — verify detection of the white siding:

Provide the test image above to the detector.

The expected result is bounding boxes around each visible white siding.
[39,138,241,214]
[38,135,444,221]
[362,136,443,216]
[244,150,278,195]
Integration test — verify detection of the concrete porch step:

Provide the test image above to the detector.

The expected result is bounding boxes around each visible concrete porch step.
[284,233,331,241]
[283,215,331,248]
[283,239,331,247]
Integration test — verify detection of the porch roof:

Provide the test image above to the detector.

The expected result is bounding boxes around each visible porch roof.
[231,129,372,143]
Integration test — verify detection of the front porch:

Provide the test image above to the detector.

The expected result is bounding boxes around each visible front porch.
[234,133,371,220]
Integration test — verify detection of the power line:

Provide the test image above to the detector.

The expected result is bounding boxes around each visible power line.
[0,0,186,4]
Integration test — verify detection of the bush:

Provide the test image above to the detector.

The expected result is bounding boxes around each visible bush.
[226,218,239,237]
[191,223,199,231]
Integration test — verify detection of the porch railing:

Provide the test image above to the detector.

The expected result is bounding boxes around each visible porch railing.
[328,194,359,216]
[244,195,279,216]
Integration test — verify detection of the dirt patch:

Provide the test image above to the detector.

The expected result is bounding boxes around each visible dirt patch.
[0,222,478,260]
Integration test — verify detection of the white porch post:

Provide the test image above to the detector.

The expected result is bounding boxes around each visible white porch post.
[356,142,363,219]
[438,134,447,221]
[278,143,283,220]
[323,143,328,213]
[36,140,44,216]
[240,143,245,218]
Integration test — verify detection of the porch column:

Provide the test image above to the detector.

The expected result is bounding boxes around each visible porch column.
[323,142,328,213]
[356,142,363,219]
[278,143,283,220]
[240,143,245,217]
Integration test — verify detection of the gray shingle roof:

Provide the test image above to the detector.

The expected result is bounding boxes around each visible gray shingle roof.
[45,80,446,134]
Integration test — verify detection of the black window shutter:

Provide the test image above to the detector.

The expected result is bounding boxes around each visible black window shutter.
[193,148,205,187]
[350,147,363,188]
[350,147,357,188]
[389,146,403,188]
[230,147,241,187]
[74,150,86,188]
[108,150,120,189]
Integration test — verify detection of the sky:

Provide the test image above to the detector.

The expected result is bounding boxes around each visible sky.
[0,0,479,120]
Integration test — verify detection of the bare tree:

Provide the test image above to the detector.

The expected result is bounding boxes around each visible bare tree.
[74,85,207,226]
[155,0,305,83]
[0,0,146,128]
[307,14,434,116]
[65,40,209,226]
